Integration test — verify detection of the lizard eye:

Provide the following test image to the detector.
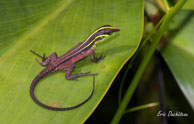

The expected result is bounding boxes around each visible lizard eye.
[107,32,112,35]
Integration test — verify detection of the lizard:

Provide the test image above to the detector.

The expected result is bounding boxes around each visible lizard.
[30,25,120,111]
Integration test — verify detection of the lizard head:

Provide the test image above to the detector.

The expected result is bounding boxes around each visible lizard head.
[94,25,120,44]
[98,25,120,35]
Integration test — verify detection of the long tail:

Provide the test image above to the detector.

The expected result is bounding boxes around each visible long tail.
[30,68,95,111]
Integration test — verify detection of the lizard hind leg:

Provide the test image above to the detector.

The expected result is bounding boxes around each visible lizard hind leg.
[58,63,98,80]
[30,50,58,67]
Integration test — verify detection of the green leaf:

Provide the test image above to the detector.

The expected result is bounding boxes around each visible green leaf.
[162,10,194,110]
[0,0,144,123]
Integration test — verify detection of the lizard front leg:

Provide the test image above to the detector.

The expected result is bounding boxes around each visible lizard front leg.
[57,62,98,80]
[90,49,105,63]
[30,50,58,66]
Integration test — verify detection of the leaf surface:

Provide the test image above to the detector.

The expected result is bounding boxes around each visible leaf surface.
[0,0,144,123]
[162,10,194,110]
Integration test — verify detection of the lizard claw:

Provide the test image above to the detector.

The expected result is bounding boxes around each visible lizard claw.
[81,72,98,75]
[81,72,91,74]
[94,55,105,63]
[35,58,41,64]
[91,73,99,75]
[100,55,105,58]
[42,53,46,61]
[30,50,46,60]
[99,55,105,60]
